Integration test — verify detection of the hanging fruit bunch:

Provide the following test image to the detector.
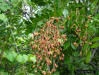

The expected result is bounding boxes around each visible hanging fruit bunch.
[29,17,67,75]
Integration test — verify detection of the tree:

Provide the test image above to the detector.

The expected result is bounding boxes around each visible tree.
[0,0,99,75]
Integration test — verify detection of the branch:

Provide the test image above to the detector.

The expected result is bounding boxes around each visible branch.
[90,48,98,62]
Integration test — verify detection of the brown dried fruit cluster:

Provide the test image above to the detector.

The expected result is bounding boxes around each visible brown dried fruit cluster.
[29,17,66,75]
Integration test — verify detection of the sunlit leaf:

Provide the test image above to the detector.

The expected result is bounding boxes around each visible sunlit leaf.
[3,51,17,62]
[91,43,99,48]
[85,51,91,63]
[91,37,99,42]
[28,54,36,63]
[0,14,7,22]
[16,54,23,63]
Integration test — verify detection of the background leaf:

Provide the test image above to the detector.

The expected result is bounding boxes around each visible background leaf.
[91,43,99,48]
[85,51,91,63]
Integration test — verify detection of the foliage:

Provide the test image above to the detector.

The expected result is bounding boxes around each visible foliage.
[0,0,99,75]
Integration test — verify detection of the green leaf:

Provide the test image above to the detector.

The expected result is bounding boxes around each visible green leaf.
[65,56,73,65]
[0,49,1,54]
[52,72,59,75]
[85,51,91,63]
[28,73,35,75]
[0,14,7,22]
[16,54,28,64]
[3,51,17,62]
[28,54,36,63]
[82,44,89,55]
[15,72,25,75]
[11,0,21,7]
[16,54,23,63]
[91,37,99,42]
[22,54,28,63]
[91,43,99,48]
[37,21,44,26]
[64,41,70,50]
[0,71,8,75]
[0,1,10,11]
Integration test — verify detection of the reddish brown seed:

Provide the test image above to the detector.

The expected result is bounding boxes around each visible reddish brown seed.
[32,65,35,68]
[62,53,64,57]
[83,36,87,41]
[47,71,51,75]
[29,44,31,47]
[88,15,92,19]
[53,55,57,58]
[54,26,57,28]
[40,57,42,61]
[55,18,59,22]
[32,44,37,49]
[61,57,64,60]
[38,66,41,70]
[76,29,81,32]
[67,16,70,20]
[47,51,51,55]
[50,17,55,20]
[57,42,60,46]
[31,42,33,44]
[38,48,40,51]
[33,32,40,36]
[32,46,34,49]
[73,42,77,46]
[52,69,56,72]
[35,70,37,73]
[54,64,58,68]
[62,34,66,39]
[80,44,83,46]
[45,22,49,25]
[85,41,88,44]
[59,57,62,60]
[84,25,88,28]
[89,42,92,45]
[73,24,76,26]
[60,26,64,29]
[59,48,62,51]
[36,52,39,55]
[42,71,46,75]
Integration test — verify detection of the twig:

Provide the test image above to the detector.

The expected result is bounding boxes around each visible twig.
[90,48,98,62]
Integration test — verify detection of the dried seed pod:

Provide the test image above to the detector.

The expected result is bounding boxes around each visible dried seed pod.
[54,64,58,68]
[88,15,92,19]
[84,25,88,28]
[83,36,87,41]
[33,32,40,36]
[67,16,70,20]
[29,44,31,47]
[30,17,66,73]
[62,34,66,39]
[73,42,77,47]
[35,70,37,73]
[47,71,51,75]
[59,57,62,60]
[42,71,46,75]
[32,65,35,68]
[52,69,56,72]
[60,25,64,29]
[53,55,57,58]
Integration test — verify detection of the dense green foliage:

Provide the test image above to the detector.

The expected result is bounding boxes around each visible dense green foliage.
[0,0,99,75]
